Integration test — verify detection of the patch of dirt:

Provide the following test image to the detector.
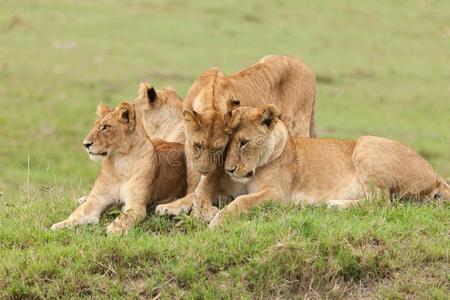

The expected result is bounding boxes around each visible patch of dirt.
[124,278,148,299]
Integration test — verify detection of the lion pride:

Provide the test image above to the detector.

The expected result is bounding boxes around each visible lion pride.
[207,104,450,227]
[156,55,317,220]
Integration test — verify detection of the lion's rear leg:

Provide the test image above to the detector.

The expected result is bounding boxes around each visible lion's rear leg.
[360,180,391,200]
[437,178,450,201]
[352,136,443,202]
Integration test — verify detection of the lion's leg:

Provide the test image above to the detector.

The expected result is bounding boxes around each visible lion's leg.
[209,188,280,228]
[106,183,150,235]
[155,193,195,216]
[51,195,114,230]
[185,141,201,193]
[106,203,147,236]
[437,177,450,201]
[191,171,221,222]
[76,195,88,205]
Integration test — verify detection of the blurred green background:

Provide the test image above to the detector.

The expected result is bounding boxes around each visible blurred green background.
[1,0,449,199]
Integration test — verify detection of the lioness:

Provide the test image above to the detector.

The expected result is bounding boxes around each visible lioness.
[156,55,317,220]
[76,81,185,206]
[208,104,450,227]
[51,101,186,235]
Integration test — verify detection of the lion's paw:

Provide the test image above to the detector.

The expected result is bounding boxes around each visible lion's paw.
[191,205,219,222]
[76,196,88,205]
[106,223,126,236]
[155,202,190,216]
[208,210,225,228]
[51,220,74,230]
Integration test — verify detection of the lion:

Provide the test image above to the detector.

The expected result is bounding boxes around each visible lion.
[51,101,187,235]
[76,81,185,206]
[207,104,450,227]
[156,55,317,220]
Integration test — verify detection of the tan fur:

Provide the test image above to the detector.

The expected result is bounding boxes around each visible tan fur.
[51,101,186,235]
[133,81,185,144]
[208,105,449,227]
[77,81,186,206]
[156,55,316,220]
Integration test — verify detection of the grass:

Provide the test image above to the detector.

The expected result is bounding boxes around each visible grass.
[1,0,449,298]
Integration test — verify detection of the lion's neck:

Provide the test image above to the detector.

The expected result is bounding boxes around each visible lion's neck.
[107,128,154,178]
[142,107,184,143]
[265,122,289,165]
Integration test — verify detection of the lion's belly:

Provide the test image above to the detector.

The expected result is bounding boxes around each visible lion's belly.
[291,176,364,204]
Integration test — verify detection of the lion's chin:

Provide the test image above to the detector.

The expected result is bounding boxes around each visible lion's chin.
[89,153,107,161]
[229,175,252,184]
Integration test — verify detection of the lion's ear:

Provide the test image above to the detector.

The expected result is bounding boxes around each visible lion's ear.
[115,102,135,128]
[183,109,202,131]
[226,98,240,113]
[259,104,280,130]
[224,108,241,133]
[96,103,111,119]
[138,81,157,103]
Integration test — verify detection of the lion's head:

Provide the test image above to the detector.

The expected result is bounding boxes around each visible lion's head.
[83,101,136,161]
[183,99,241,175]
[224,104,281,183]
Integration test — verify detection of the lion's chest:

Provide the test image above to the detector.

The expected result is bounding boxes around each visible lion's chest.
[113,158,133,179]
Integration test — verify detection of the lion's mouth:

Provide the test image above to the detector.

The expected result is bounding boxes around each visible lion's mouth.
[228,170,255,183]
[89,151,107,156]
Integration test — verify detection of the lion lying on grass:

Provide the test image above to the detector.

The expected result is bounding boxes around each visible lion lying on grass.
[75,81,185,206]
[207,104,450,227]
[51,101,186,235]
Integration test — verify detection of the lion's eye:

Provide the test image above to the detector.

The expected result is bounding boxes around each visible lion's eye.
[100,125,110,131]
[240,139,249,148]
[193,142,202,150]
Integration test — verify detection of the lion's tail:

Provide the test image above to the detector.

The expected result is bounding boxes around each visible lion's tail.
[437,177,450,201]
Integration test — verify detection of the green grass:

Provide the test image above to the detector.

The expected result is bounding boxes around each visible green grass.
[1,0,449,298]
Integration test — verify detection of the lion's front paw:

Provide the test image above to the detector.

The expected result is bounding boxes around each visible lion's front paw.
[155,202,190,216]
[51,219,75,230]
[191,205,219,222]
[208,210,225,228]
[106,222,126,236]
[76,196,88,205]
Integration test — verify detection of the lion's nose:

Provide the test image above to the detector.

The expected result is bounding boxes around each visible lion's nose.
[226,166,237,174]
[83,142,93,149]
